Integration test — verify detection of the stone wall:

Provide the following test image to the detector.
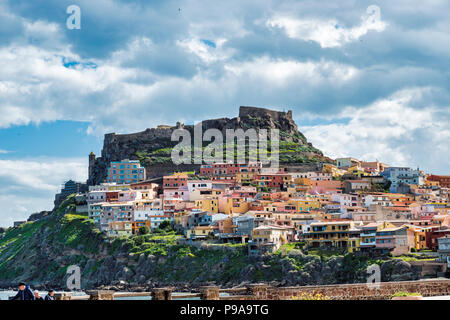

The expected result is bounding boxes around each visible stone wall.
[60,280,450,300]
[264,279,450,300]
[145,163,200,179]
[239,106,294,126]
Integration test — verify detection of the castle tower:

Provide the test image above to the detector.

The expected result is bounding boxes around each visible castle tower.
[88,151,96,181]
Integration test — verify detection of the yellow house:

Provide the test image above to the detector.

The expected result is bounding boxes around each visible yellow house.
[250,225,289,253]
[407,225,430,250]
[347,226,361,253]
[305,221,354,248]
[287,199,321,213]
[347,166,367,177]
[293,177,312,186]
[236,172,255,185]
[424,179,440,188]
[195,198,219,213]
[322,163,345,177]
[186,226,215,240]
[173,211,189,225]
[224,197,250,214]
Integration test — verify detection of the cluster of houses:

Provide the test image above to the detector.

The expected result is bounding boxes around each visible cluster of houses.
[77,157,450,261]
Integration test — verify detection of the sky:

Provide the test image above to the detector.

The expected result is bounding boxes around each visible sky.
[0,0,449,226]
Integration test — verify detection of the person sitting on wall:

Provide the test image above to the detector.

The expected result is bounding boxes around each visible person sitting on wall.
[44,290,55,300]
[34,290,43,301]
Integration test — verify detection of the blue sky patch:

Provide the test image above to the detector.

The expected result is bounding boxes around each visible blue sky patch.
[62,57,98,69]
[0,121,102,159]
[201,39,216,48]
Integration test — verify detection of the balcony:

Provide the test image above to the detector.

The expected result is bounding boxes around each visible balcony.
[360,233,376,237]
[359,242,376,247]
[376,235,394,240]
[376,242,395,249]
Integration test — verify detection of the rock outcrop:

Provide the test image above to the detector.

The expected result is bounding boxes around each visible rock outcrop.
[27,211,51,222]
[88,106,329,185]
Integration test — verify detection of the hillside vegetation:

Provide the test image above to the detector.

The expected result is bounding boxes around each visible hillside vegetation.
[136,134,329,167]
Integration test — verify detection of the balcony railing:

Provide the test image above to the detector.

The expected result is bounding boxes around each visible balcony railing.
[360,233,376,237]
[359,242,376,247]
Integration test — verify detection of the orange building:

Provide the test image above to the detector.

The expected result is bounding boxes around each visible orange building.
[163,174,188,189]
[132,221,151,234]
[427,175,450,188]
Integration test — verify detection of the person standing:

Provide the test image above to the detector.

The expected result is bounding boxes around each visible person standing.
[11,282,35,300]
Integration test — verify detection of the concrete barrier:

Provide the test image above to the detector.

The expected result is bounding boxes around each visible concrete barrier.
[85,290,115,300]
[151,288,173,300]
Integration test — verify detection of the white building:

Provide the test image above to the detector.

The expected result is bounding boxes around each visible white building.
[291,172,332,181]
[336,157,360,169]
[363,194,392,208]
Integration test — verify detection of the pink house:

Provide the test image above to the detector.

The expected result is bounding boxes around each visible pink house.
[163,186,190,201]
[310,180,343,190]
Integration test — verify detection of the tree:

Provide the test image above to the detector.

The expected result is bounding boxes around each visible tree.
[157,220,173,232]
[139,226,150,235]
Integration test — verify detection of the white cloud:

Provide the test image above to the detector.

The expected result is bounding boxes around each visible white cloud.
[224,57,359,84]
[0,27,363,133]
[267,6,387,48]
[0,158,87,227]
[0,194,52,227]
[177,37,233,63]
[0,44,139,128]
[302,87,450,173]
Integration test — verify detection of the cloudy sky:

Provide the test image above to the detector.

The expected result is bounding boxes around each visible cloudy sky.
[0,0,449,226]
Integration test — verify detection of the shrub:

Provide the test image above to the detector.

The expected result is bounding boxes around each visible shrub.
[139,226,150,235]
[391,291,422,298]
[156,220,174,232]
[291,293,330,300]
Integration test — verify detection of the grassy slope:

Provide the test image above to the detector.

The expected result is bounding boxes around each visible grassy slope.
[0,195,105,285]
[0,196,254,286]
[136,131,332,167]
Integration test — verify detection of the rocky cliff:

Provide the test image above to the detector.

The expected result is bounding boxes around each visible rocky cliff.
[88,106,332,185]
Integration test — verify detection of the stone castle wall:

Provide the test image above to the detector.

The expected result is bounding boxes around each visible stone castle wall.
[239,106,292,123]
